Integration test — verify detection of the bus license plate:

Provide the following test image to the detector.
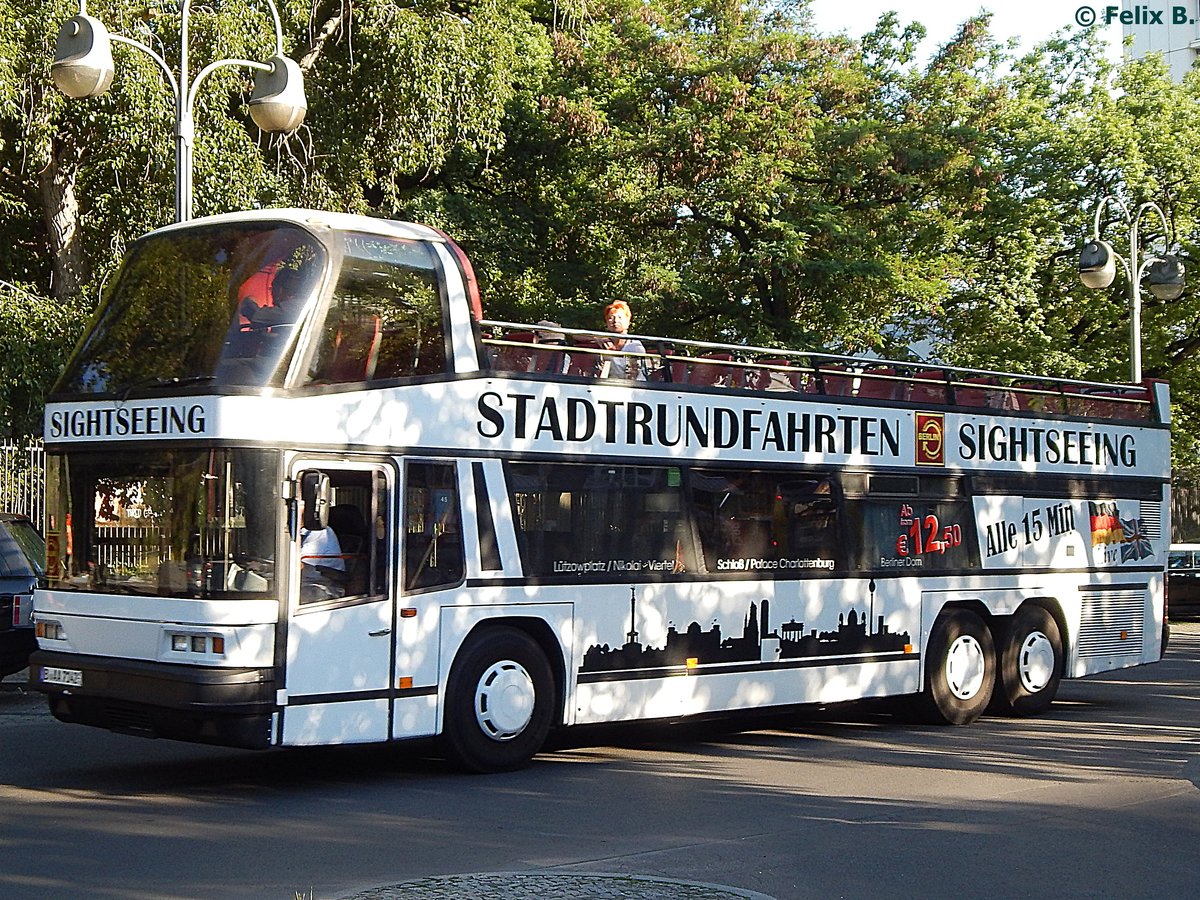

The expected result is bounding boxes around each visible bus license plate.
[42,667,83,688]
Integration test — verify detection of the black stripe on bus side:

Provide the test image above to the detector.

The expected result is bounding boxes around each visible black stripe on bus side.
[1077,581,1151,592]
[472,461,503,571]
[577,650,920,684]
[288,685,437,706]
[967,473,1165,500]
[464,566,1165,589]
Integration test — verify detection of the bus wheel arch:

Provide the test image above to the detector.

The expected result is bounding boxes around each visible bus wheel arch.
[441,621,561,773]
[990,600,1065,717]
[915,605,996,725]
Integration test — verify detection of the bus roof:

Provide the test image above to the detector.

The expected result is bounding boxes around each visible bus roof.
[144,208,446,244]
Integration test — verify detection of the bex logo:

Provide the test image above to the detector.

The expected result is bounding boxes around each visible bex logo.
[915,412,945,467]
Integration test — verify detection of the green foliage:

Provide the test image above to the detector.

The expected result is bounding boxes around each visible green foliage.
[4,0,1200,483]
[0,280,85,436]
[288,0,537,212]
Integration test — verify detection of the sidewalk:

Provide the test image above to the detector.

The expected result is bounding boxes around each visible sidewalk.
[0,666,30,692]
[340,873,775,900]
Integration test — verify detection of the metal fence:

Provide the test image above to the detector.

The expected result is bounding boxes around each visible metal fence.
[93,524,164,576]
[1171,484,1200,543]
[0,439,45,530]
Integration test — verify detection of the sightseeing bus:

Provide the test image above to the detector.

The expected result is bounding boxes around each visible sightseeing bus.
[30,209,1171,772]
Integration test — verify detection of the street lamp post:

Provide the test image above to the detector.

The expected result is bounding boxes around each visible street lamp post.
[1078,196,1185,384]
[51,0,306,223]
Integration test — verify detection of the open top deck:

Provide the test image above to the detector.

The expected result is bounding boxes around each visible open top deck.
[481,321,1157,423]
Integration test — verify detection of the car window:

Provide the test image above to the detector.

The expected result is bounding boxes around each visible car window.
[1169,550,1197,571]
[0,522,37,578]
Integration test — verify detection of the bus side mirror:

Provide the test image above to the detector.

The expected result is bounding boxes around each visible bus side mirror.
[300,471,330,531]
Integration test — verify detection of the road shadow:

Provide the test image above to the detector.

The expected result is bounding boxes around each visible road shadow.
[3,636,1199,900]
[7,632,1197,798]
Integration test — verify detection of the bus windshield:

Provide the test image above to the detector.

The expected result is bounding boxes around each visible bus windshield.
[45,448,279,598]
[58,223,326,393]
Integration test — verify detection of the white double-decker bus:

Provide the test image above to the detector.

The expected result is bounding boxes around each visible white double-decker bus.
[31,209,1171,771]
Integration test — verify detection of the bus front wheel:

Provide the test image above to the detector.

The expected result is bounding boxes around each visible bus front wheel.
[915,608,995,725]
[992,605,1063,716]
[442,627,555,773]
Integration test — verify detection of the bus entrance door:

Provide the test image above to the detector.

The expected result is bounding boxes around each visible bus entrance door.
[280,463,395,745]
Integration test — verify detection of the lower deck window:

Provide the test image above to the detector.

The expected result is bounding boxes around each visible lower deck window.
[508,464,698,578]
[296,468,389,604]
[506,463,841,578]
[45,448,279,598]
[404,462,464,591]
[690,470,839,573]
[848,497,979,571]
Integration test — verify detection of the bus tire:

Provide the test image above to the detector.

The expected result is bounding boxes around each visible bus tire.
[914,608,995,725]
[442,627,555,773]
[992,605,1063,716]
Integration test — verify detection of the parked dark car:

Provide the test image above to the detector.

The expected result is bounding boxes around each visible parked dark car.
[0,513,45,678]
[1167,544,1200,619]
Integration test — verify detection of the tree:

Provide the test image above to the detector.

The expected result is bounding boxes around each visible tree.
[0,0,306,434]
[3,0,1200,481]
[924,33,1200,475]
[0,0,539,436]
[417,3,1012,354]
[0,280,84,435]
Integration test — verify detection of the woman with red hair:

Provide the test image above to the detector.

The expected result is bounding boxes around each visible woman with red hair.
[602,300,645,380]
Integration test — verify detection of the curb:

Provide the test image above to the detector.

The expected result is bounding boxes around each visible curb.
[0,668,31,693]
[339,872,778,900]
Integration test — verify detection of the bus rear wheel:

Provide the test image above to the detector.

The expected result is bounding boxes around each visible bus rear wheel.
[992,605,1063,716]
[442,627,555,773]
[915,608,995,725]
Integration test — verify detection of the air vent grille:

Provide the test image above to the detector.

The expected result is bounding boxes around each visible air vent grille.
[1138,501,1162,540]
[1078,590,1144,658]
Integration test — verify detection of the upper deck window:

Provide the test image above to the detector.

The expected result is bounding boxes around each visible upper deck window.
[58,224,325,394]
[301,233,446,385]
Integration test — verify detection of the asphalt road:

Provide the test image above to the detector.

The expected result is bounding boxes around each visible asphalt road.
[2,626,1199,900]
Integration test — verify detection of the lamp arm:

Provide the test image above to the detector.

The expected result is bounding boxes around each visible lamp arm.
[181,0,285,65]
[1135,201,1173,261]
[263,0,285,57]
[183,0,287,113]
[1137,201,1170,230]
[107,33,179,102]
[1092,194,1131,241]
[186,58,272,113]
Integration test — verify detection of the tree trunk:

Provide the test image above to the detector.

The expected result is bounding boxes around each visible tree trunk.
[40,135,86,303]
[299,2,348,73]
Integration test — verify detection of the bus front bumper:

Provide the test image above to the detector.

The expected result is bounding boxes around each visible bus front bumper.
[30,650,276,749]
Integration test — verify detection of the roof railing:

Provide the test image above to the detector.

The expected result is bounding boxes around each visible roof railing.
[479,320,1154,421]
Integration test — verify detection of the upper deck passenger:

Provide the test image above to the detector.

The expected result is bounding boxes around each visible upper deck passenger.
[601,300,645,380]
